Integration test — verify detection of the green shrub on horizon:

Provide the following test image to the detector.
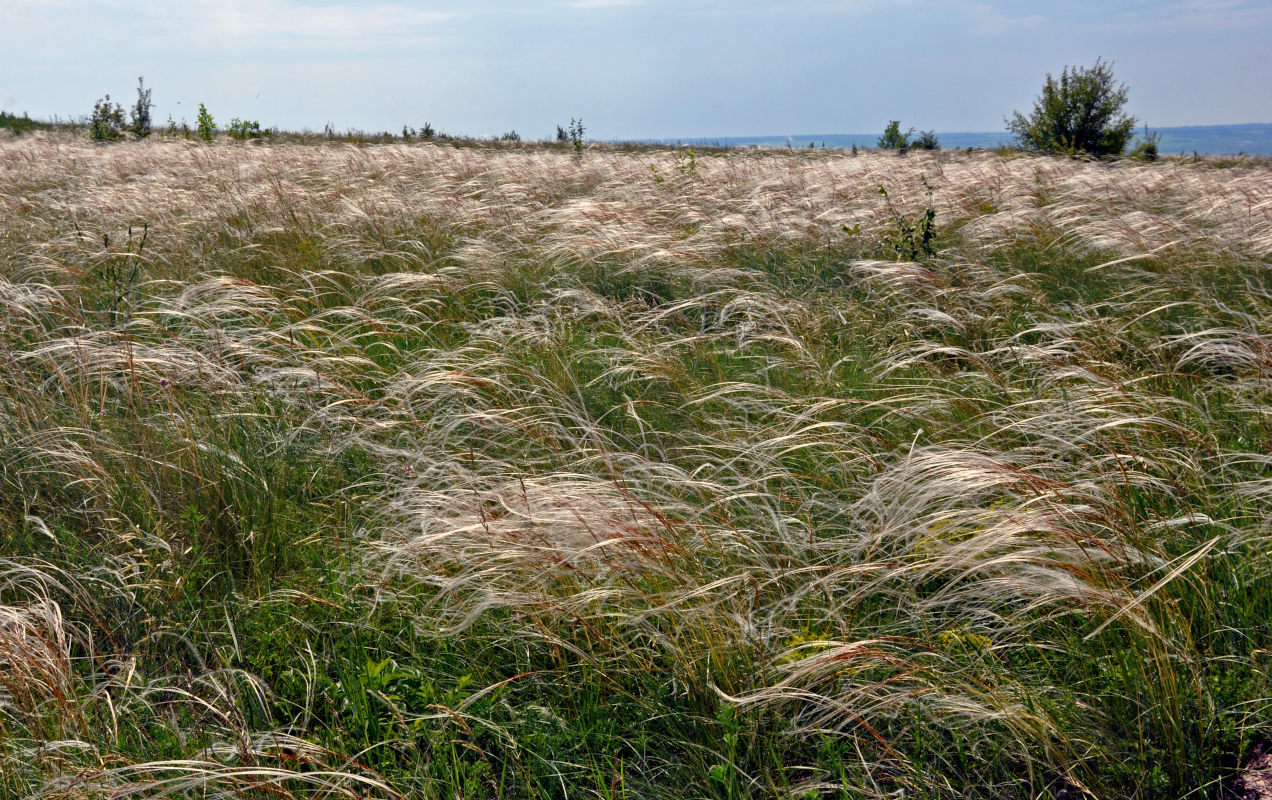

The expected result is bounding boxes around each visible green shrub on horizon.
[878,119,913,150]
[196,102,216,142]
[1006,57,1136,156]
[228,117,271,141]
[0,110,43,135]
[130,76,152,139]
[89,94,126,141]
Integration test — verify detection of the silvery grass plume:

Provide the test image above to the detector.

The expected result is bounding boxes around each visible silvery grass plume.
[1,130,1270,797]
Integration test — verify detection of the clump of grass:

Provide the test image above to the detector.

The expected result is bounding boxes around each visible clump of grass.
[1,131,1270,798]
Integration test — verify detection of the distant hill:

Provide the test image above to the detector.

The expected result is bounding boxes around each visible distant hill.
[657,123,1272,156]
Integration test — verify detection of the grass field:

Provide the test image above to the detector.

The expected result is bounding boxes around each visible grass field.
[1,131,1271,799]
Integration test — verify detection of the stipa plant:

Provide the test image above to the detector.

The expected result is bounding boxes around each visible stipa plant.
[2,135,1272,799]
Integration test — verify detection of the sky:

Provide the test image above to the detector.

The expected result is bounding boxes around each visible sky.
[2,0,1270,140]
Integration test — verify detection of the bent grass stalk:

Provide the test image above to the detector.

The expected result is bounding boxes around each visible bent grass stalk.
[0,131,1270,798]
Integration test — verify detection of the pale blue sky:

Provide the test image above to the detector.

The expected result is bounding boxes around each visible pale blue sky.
[2,0,1269,139]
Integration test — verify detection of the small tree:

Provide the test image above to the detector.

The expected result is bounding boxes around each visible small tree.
[914,130,940,150]
[568,118,585,153]
[196,103,216,143]
[1006,58,1136,156]
[130,76,152,139]
[90,95,126,141]
[877,120,913,150]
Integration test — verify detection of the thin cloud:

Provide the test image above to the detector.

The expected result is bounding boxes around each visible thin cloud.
[1100,0,1272,32]
[967,3,1046,35]
[167,0,462,51]
[197,0,461,41]
[3,0,465,54]
[564,0,640,7]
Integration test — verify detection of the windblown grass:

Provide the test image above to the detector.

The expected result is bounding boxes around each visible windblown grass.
[2,132,1271,798]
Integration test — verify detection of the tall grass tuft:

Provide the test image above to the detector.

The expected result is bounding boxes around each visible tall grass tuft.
[1,131,1270,798]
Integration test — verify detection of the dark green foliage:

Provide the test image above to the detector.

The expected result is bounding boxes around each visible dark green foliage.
[556,124,569,143]
[1129,126,1160,161]
[499,129,521,142]
[227,117,271,140]
[569,117,586,152]
[872,182,937,260]
[915,129,940,150]
[878,120,913,150]
[196,102,216,142]
[130,76,152,138]
[90,94,126,141]
[0,110,43,135]
[1006,58,1136,156]
[422,121,436,139]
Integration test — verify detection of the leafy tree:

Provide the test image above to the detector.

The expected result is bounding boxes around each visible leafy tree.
[1006,58,1136,156]
[877,120,912,150]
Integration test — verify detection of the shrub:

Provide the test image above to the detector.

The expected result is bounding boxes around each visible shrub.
[130,76,152,139]
[556,125,568,144]
[0,110,39,136]
[569,117,585,153]
[1006,58,1136,156]
[227,118,270,141]
[877,120,913,150]
[90,94,126,141]
[195,103,216,142]
[914,129,940,150]
[500,129,521,142]
[1129,126,1160,162]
